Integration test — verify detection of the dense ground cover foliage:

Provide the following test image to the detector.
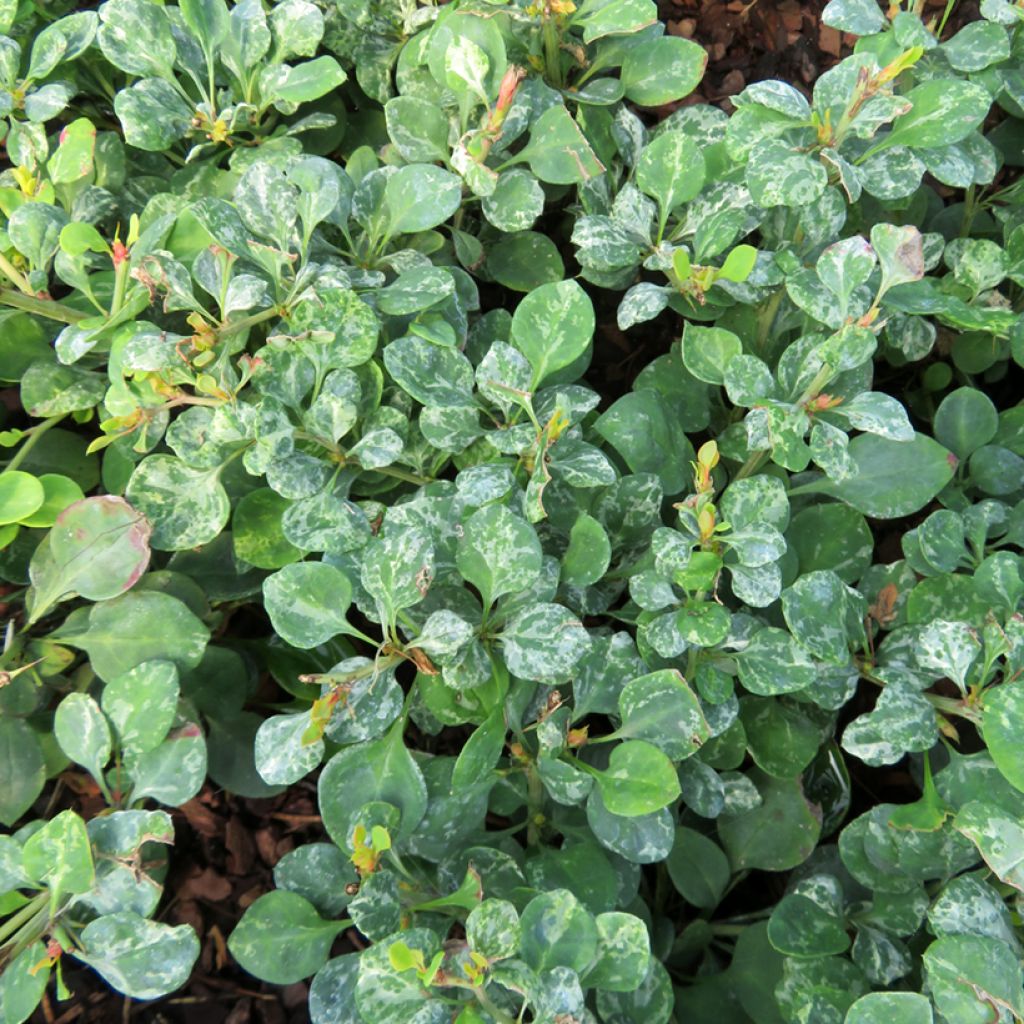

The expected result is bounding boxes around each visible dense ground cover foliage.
[0,0,1023,1020]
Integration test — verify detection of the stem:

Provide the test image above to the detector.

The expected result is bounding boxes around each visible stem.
[473,985,517,1024]
[0,288,89,324]
[541,7,563,88]
[734,450,768,481]
[5,415,66,472]
[0,892,49,948]
[0,253,33,295]
[756,288,784,350]
[109,258,130,317]
[525,762,544,846]
[218,304,282,340]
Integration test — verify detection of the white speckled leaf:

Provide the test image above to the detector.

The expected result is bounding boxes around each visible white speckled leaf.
[361,527,434,625]
[842,684,936,767]
[263,562,353,648]
[846,992,933,1024]
[467,898,520,961]
[736,627,817,695]
[617,669,709,760]
[54,692,111,783]
[501,602,590,682]
[255,713,324,785]
[954,800,1024,891]
[781,570,852,664]
[125,456,230,551]
[22,810,94,902]
[917,619,980,694]
[100,659,180,757]
[78,913,199,999]
[923,934,1024,1023]
[456,504,542,609]
[125,722,207,806]
[982,682,1024,793]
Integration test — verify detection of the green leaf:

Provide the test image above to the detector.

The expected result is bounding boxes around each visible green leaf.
[886,81,993,149]
[636,132,706,229]
[718,770,822,871]
[54,591,209,682]
[318,724,427,846]
[274,844,357,919]
[8,203,67,270]
[595,389,694,495]
[800,432,956,518]
[384,96,450,164]
[846,992,933,1024]
[1,942,50,1024]
[923,934,1024,1024]
[594,741,681,817]
[666,827,730,909]
[263,562,353,648]
[384,164,462,235]
[617,669,709,760]
[519,105,605,185]
[482,169,545,232]
[17,474,84,529]
[54,692,111,784]
[101,660,179,756]
[125,722,207,806]
[77,913,199,999]
[0,471,44,525]
[488,230,565,292]
[621,36,707,106]
[229,891,346,985]
[562,512,611,588]
[520,889,598,973]
[933,386,999,460]
[982,683,1024,794]
[681,324,741,385]
[271,55,347,104]
[767,876,849,958]
[0,718,45,826]
[22,809,94,905]
[98,0,176,77]
[510,278,595,388]
[740,697,822,779]
[233,488,303,570]
[29,496,151,623]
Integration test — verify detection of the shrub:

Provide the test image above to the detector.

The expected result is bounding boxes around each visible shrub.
[0,0,1023,1021]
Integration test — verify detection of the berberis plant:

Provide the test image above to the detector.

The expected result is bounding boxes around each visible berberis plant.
[0,0,1023,1019]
